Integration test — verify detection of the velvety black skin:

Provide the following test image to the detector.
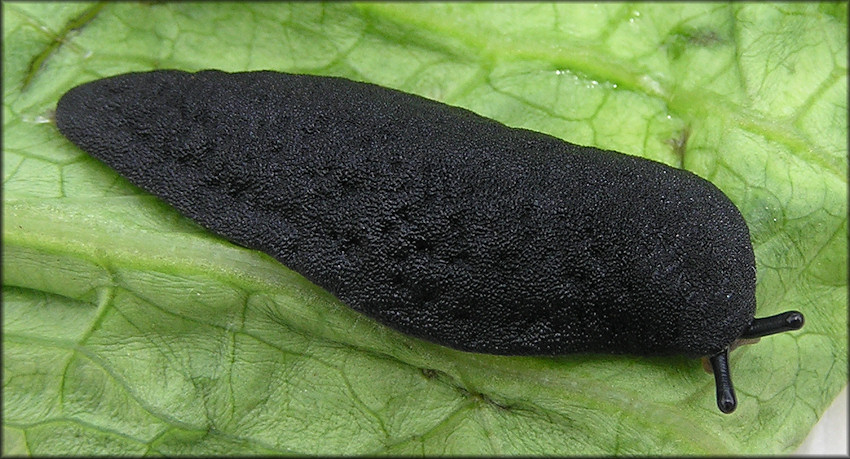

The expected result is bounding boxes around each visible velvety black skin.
[55,70,757,358]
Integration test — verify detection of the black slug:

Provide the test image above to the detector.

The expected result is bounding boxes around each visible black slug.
[54,69,804,414]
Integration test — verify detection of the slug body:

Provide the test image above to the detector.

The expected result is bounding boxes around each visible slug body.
[55,70,803,413]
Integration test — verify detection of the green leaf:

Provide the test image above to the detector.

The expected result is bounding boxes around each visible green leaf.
[3,2,846,455]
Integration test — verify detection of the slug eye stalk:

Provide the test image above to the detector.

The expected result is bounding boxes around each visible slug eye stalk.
[710,349,736,414]
[741,311,805,339]
[709,310,805,414]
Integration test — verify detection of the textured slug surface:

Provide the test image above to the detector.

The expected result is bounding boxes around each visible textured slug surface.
[55,70,755,358]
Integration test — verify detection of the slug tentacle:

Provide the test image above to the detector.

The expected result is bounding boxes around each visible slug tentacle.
[707,310,805,414]
[740,311,805,339]
[709,349,737,414]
